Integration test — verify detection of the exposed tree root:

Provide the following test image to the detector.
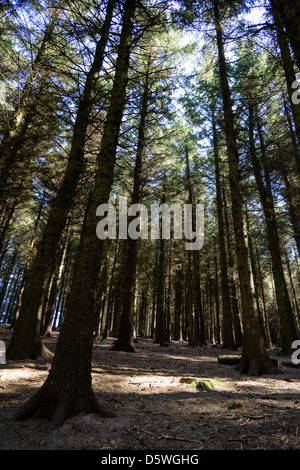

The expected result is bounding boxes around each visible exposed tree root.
[39,342,54,359]
[235,355,280,376]
[14,382,116,432]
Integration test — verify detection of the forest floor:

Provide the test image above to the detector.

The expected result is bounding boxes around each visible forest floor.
[1,325,300,451]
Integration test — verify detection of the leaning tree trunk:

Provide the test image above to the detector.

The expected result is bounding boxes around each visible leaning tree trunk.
[212,0,278,375]
[13,0,137,430]
[271,6,300,253]
[272,6,300,153]
[6,0,116,361]
[270,0,300,70]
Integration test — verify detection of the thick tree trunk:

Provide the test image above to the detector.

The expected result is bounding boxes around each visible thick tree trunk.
[213,0,278,375]
[6,0,116,360]
[14,0,136,429]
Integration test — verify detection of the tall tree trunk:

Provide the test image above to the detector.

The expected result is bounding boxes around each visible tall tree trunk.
[222,187,243,348]
[211,109,235,349]
[284,247,300,327]
[102,239,119,340]
[245,208,268,347]
[0,253,17,312]
[3,268,22,324]
[6,0,116,360]
[213,238,221,344]
[270,0,300,69]
[184,146,205,346]
[13,0,137,430]
[271,5,300,253]
[272,6,300,153]
[112,61,150,352]
[93,240,111,339]
[255,242,272,349]
[155,219,167,345]
[186,251,194,344]
[249,104,299,354]
[174,263,182,342]
[41,230,70,336]
[212,0,278,375]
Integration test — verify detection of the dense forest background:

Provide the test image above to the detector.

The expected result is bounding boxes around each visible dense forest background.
[0,0,300,429]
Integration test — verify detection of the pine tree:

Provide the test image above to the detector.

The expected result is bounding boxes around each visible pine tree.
[13,0,137,429]
[212,0,278,374]
[6,0,116,360]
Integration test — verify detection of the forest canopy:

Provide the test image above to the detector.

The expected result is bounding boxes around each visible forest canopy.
[0,0,300,430]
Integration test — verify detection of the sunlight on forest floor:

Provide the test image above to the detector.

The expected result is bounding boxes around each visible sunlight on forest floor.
[1,329,300,450]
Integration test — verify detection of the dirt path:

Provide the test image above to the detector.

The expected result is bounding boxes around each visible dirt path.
[1,326,300,450]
